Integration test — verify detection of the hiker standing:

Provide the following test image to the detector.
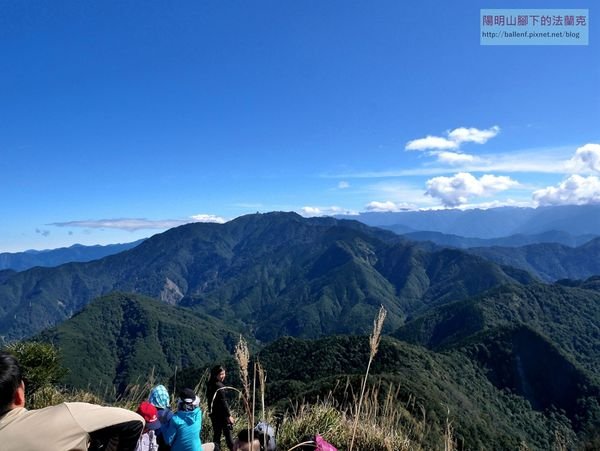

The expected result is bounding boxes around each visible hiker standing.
[206,365,235,451]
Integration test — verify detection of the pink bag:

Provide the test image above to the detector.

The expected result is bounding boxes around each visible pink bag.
[315,434,338,451]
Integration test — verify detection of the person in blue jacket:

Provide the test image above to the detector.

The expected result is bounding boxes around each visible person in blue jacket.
[164,388,203,451]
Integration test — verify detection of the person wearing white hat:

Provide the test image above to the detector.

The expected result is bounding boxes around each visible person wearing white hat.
[164,388,203,451]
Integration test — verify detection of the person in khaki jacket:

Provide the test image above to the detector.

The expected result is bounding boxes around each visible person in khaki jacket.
[0,351,145,451]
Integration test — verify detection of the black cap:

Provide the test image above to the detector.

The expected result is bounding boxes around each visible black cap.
[179,387,196,403]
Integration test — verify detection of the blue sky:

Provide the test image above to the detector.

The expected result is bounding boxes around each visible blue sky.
[1,1,598,252]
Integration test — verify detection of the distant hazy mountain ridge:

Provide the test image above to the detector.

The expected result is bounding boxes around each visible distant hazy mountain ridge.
[397,230,597,248]
[468,238,600,281]
[338,204,600,238]
[0,240,145,272]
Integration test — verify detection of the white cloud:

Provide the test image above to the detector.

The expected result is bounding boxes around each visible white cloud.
[405,125,500,151]
[406,136,458,151]
[425,172,520,207]
[566,143,600,174]
[452,198,534,210]
[338,181,350,189]
[447,126,500,144]
[435,151,477,165]
[364,181,437,207]
[533,175,600,206]
[50,214,227,231]
[364,201,414,212]
[326,145,573,178]
[190,214,227,224]
[299,206,359,217]
[50,219,179,231]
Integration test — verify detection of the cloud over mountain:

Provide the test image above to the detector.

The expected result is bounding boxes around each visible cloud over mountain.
[364,201,413,212]
[299,206,359,217]
[533,175,600,206]
[426,172,519,207]
[50,214,227,231]
[190,214,227,224]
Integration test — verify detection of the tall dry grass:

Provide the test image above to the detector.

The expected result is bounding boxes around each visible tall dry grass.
[276,382,422,451]
[443,407,456,451]
[234,334,254,444]
[235,335,251,400]
[349,305,387,451]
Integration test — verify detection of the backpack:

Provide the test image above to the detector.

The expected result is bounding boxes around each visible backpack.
[254,422,276,451]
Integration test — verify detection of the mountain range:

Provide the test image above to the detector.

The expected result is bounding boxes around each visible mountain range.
[2,211,600,449]
[466,238,600,282]
[338,204,600,238]
[0,212,533,343]
[0,240,144,272]
[3,206,598,278]
[396,229,598,248]
[39,280,600,449]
